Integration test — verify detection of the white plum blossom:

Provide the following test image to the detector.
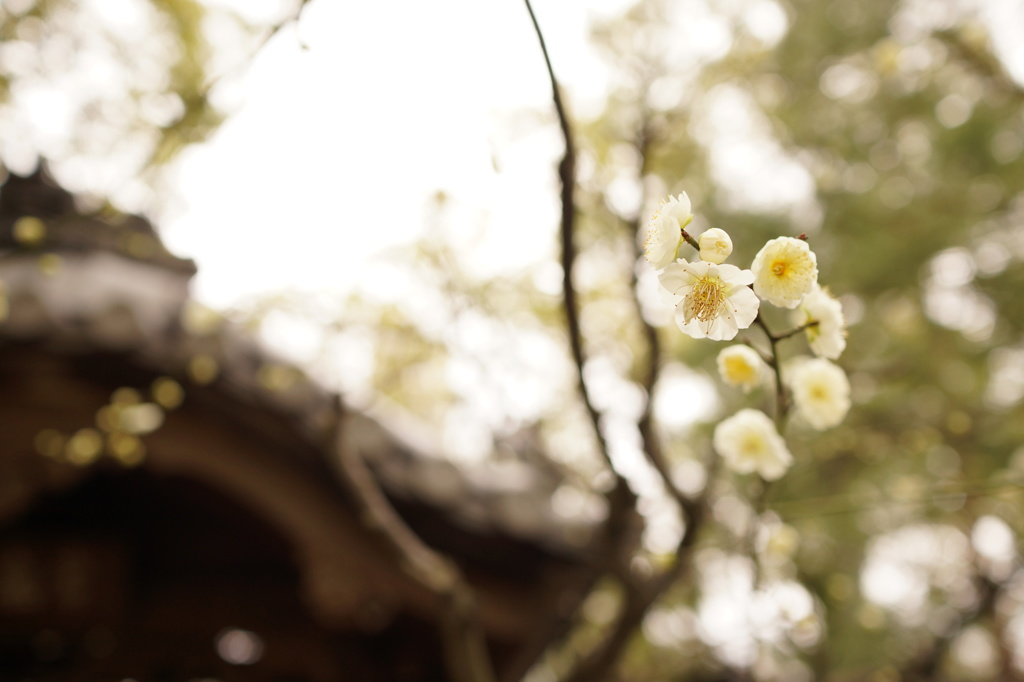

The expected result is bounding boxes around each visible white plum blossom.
[713,409,793,481]
[789,357,851,430]
[794,283,846,359]
[659,260,760,341]
[751,237,819,308]
[644,193,693,269]
[698,227,733,265]
[717,345,764,392]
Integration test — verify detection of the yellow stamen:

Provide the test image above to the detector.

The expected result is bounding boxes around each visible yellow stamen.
[725,356,757,383]
[690,276,726,322]
[739,434,764,458]
[771,261,788,277]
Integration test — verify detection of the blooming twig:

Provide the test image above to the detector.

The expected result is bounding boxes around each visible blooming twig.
[642,197,851,640]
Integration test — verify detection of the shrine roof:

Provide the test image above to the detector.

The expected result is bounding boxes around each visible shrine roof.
[0,165,602,558]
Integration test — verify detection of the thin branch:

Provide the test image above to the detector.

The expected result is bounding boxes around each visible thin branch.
[936,29,1024,102]
[251,0,314,54]
[522,0,621,482]
[620,118,693,514]
[738,338,774,367]
[498,481,641,682]
[680,228,701,252]
[334,401,496,682]
[141,0,313,175]
[626,122,659,409]
[899,544,1019,682]
[562,458,718,682]
[523,0,642,602]
[772,319,819,342]
[620,119,711,553]
[772,477,1024,521]
[747,478,775,588]
[753,314,789,427]
[746,313,822,585]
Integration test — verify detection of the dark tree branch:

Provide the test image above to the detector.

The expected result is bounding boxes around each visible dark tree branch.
[771,319,819,342]
[680,228,701,252]
[936,29,1024,101]
[334,400,496,682]
[143,0,313,173]
[622,120,674,492]
[901,572,1000,681]
[256,0,314,54]
[562,464,716,682]
[619,118,700,517]
[521,0,623,484]
[521,0,643,592]
[753,315,790,428]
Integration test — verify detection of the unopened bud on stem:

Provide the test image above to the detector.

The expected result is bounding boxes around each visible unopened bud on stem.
[698,228,733,265]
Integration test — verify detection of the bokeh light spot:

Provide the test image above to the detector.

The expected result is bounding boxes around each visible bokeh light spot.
[215,628,264,666]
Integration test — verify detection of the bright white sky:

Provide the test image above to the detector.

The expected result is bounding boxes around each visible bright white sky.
[162,0,632,308]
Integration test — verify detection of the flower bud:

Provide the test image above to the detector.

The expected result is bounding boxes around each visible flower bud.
[716,345,763,392]
[698,228,733,264]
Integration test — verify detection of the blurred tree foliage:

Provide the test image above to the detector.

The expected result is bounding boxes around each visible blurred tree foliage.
[0,0,254,199]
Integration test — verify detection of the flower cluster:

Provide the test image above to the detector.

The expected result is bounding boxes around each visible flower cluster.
[642,191,852,481]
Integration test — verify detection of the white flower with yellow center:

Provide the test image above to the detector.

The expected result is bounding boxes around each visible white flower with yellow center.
[794,283,846,359]
[751,236,819,308]
[713,409,793,481]
[789,357,850,430]
[658,260,760,341]
[644,193,692,269]
[717,345,763,392]
[698,227,733,264]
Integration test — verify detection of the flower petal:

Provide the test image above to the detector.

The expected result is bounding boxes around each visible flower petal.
[658,261,695,295]
[729,285,761,329]
[717,263,755,286]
